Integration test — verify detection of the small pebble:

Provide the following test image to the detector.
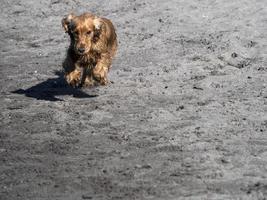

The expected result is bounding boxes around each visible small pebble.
[82,195,92,199]
[176,105,184,111]
[231,52,238,58]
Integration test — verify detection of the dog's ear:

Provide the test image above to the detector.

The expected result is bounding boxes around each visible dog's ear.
[62,13,75,32]
[93,18,104,31]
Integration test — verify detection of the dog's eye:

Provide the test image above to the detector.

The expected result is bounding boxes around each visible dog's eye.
[86,31,92,35]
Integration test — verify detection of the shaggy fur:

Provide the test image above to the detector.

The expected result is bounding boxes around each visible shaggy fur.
[62,13,117,87]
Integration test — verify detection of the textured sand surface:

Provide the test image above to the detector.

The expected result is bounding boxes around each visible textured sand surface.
[1,0,267,199]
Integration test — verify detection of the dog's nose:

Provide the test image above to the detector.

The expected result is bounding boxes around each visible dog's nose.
[78,47,85,54]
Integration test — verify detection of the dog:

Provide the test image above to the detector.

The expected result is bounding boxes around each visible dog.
[62,13,117,87]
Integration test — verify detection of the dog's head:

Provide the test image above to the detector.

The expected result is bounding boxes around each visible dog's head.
[62,13,103,55]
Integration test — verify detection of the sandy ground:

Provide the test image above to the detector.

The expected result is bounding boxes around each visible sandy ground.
[1,0,267,199]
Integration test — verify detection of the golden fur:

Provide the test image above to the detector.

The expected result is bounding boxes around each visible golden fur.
[62,13,117,87]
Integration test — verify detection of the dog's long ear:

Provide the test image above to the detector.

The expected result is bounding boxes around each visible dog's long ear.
[62,13,75,32]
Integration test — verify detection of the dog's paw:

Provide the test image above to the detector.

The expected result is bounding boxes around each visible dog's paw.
[92,73,108,85]
[92,68,109,85]
[68,77,81,88]
[83,76,95,87]
[65,71,81,88]
[100,77,109,85]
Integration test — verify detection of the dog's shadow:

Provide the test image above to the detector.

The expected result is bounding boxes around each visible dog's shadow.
[12,71,98,101]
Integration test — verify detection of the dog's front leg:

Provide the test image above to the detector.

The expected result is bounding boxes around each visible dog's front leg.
[82,65,94,87]
[92,53,112,85]
[65,64,82,88]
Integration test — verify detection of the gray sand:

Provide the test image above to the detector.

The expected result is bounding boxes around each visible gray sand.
[1,0,267,199]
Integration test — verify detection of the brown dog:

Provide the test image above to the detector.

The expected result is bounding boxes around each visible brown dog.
[62,13,117,87]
